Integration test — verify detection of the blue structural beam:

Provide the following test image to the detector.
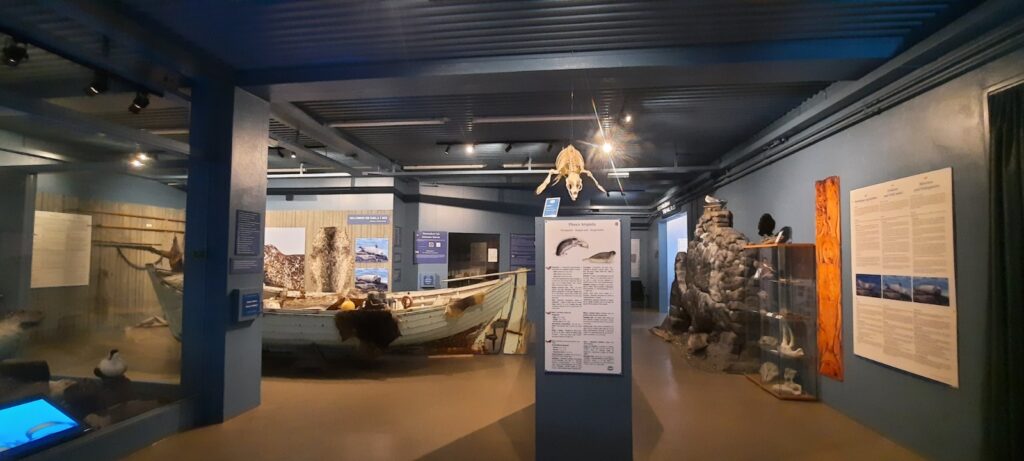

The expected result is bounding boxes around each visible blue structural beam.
[240,38,902,101]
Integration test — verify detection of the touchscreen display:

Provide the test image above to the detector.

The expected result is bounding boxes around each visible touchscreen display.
[0,398,81,456]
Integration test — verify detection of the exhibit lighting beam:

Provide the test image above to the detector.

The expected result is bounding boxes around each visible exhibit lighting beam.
[473,114,594,124]
[328,118,448,128]
[402,164,487,171]
[0,87,189,155]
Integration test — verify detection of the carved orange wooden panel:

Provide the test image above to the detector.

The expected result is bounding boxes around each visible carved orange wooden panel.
[815,176,843,381]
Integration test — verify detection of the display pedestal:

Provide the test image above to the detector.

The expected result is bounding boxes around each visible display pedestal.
[534,217,632,461]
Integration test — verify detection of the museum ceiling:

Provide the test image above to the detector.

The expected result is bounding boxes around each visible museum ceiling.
[0,0,985,210]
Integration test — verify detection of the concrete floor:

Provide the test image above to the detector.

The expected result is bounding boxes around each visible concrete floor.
[126,310,920,460]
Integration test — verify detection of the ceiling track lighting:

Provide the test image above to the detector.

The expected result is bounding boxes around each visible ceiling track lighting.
[443,144,451,155]
[505,143,513,153]
[2,38,29,67]
[129,91,150,114]
[623,113,633,123]
[464,144,475,154]
[84,70,109,96]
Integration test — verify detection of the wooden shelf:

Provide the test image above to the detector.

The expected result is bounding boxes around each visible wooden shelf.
[744,242,816,249]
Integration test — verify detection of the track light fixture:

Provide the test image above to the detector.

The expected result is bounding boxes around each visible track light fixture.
[276,148,285,158]
[465,144,475,154]
[84,70,109,96]
[505,143,513,153]
[444,144,451,155]
[2,39,28,67]
[547,143,553,152]
[290,152,297,159]
[602,142,613,154]
[623,114,633,123]
[129,91,150,114]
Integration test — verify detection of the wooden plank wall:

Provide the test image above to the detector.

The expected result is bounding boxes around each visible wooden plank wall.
[815,176,843,381]
[265,210,393,292]
[32,192,184,339]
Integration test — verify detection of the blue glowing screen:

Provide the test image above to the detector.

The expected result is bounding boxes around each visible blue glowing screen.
[0,399,80,454]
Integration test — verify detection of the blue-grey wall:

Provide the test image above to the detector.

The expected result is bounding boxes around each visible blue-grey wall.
[711,49,1024,461]
[37,171,187,209]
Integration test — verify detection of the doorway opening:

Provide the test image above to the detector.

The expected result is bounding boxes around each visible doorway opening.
[659,212,688,313]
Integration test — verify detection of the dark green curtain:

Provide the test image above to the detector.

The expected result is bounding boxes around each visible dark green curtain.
[986,83,1024,460]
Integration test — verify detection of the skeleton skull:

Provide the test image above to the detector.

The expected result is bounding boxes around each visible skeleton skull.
[565,172,583,201]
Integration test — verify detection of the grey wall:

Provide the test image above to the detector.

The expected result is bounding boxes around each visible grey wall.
[711,49,1024,461]
[0,173,36,312]
[37,171,187,209]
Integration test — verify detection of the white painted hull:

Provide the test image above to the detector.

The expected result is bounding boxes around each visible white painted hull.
[149,267,521,349]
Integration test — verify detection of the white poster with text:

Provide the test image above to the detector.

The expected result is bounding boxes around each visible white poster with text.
[544,219,622,374]
[850,168,958,387]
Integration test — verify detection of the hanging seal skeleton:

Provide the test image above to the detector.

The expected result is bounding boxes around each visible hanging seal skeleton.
[535,145,606,201]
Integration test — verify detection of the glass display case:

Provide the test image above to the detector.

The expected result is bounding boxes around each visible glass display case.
[746,243,818,401]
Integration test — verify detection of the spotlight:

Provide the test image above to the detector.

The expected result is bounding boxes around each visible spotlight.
[602,142,613,153]
[290,152,297,159]
[84,71,109,96]
[129,91,150,114]
[465,144,474,154]
[129,159,144,168]
[444,144,451,155]
[2,40,28,67]
[547,143,553,152]
[624,114,632,123]
[136,152,150,161]
[276,148,285,158]
[505,143,513,153]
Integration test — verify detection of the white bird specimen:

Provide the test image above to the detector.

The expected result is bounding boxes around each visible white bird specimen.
[94,349,127,379]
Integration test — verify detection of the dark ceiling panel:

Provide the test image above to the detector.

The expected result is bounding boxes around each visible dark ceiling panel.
[119,0,978,70]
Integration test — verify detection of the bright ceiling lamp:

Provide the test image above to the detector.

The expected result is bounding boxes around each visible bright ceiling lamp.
[328,118,449,128]
[473,114,593,124]
[464,144,475,154]
[404,164,487,171]
[602,142,613,153]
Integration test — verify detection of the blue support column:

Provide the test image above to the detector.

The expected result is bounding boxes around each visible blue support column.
[533,216,633,461]
[183,82,268,424]
[0,172,36,313]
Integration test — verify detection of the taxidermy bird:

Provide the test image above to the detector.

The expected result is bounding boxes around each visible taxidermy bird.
[94,349,127,379]
[774,226,793,244]
[0,310,43,361]
[758,213,776,237]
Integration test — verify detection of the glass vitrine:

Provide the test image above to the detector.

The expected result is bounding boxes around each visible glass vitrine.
[746,243,818,400]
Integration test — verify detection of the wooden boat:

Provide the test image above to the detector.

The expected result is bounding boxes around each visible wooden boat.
[146,265,527,349]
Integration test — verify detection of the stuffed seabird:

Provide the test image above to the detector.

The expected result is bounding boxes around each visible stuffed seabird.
[94,349,127,379]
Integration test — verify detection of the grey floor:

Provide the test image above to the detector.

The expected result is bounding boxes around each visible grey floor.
[126,311,920,460]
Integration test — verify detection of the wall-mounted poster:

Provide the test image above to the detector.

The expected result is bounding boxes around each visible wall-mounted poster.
[510,233,536,285]
[544,219,622,375]
[850,168,958,387]
[264,227,306,290]
[414,231,448,264]
[355,237,389,262]
[355,268,389,293]
[31,211,92,288]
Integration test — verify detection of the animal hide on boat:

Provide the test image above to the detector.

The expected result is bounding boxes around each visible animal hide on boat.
[333,310,401,350]
[446,293,486,318]
[309,226,355,293]
[264,244,305,290]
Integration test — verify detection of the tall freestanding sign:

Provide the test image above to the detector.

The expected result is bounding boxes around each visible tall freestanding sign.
[535,217,632,461]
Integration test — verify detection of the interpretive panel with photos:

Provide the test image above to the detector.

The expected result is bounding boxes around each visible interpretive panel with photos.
[543,219,622,375]
[850,168,959,387]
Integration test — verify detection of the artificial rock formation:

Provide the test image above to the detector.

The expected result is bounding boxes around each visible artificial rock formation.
[664,201,759,372]
[309,226,355,293]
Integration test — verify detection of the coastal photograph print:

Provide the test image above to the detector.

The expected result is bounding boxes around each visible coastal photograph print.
[912,277,950,306]
[355,237,389,262]
[881,275,912,302]
[855,274,882,297]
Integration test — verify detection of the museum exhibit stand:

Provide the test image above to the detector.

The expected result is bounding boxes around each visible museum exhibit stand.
[746,243,819,401]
